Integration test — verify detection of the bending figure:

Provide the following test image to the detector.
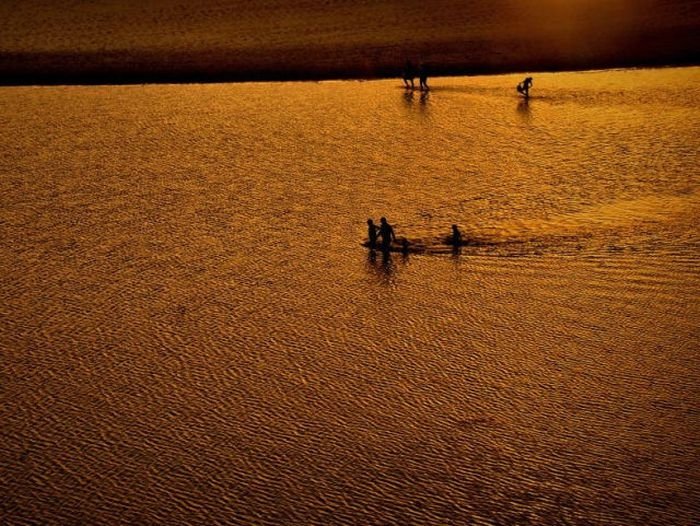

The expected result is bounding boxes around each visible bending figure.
[516,76,533,98]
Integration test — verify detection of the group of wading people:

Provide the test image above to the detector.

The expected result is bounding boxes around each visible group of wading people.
[402,59,533,99]
[367,218,463,253]
[365,70,533,253]
[366,218,396,251]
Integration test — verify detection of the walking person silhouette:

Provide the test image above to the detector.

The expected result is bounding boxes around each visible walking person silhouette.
[418,63,429,91]
[402,60,415,90]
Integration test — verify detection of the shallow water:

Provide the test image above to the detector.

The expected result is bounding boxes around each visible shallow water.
[1,68,699,525]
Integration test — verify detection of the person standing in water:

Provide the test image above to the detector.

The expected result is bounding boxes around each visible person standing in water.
[418,63,429,91]
[450,224,462,246]
[378,217,396,251]
[402,60,415,90]
[367,218,379,249]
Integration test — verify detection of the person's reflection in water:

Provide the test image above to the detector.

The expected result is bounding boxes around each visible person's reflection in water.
[517,98,531,123]
[419,89,429,106]
[368,248,378,265]
[403,89,415,107]
[402,90,431,119]
[366,248,396,286]
[451,238,464,266]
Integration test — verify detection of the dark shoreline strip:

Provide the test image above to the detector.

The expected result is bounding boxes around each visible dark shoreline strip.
[1,53,698,87]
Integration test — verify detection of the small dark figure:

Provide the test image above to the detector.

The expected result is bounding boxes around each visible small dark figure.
[516,77,533,98]
[418,63,429,91]
[450,224,462,246]
[367,218,379,249]
[402,60,415,90]
[378,217,396,251]
[401,238,410,255]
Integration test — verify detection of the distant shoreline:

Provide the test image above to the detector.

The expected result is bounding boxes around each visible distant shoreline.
[3,0,698,87]
[1,53,698,87]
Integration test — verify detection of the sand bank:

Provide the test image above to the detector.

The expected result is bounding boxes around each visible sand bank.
[1,0,698,85]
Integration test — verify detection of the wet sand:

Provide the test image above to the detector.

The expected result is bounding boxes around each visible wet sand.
[1,0,699,84]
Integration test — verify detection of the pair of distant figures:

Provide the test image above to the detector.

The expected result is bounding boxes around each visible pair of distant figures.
[403,64,531,98]
[367,218,463,252]
[367,217,396,252]
[402,61,429,91]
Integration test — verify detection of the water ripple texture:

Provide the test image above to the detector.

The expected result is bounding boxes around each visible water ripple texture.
[1,68,699,525]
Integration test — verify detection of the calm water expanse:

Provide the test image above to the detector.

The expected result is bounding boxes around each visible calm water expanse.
[1,68,699,525]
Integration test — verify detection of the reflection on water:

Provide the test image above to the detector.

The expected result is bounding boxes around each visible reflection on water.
[1,67,699,525]
[365,248,412,288]
[401,88,431,118]
[366,249,396,284]
[419,90,430,106]
[516,98,531,122]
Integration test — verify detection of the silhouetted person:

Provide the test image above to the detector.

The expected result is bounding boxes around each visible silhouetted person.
[378,217,396,251]
[450,224,462,246]
[516,77,533,98]
[401,238,410,255]
[367,218,379,249]
[418,64,429,91]
[402,60,415,90]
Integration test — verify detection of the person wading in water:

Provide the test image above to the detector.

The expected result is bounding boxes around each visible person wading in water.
[378,217,396,251]
[450,224,462,246]
[367,219,379,249]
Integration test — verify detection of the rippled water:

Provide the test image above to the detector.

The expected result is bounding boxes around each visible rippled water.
[1,68,699,525]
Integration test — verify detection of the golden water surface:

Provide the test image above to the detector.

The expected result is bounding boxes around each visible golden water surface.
[1,68,699,525]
